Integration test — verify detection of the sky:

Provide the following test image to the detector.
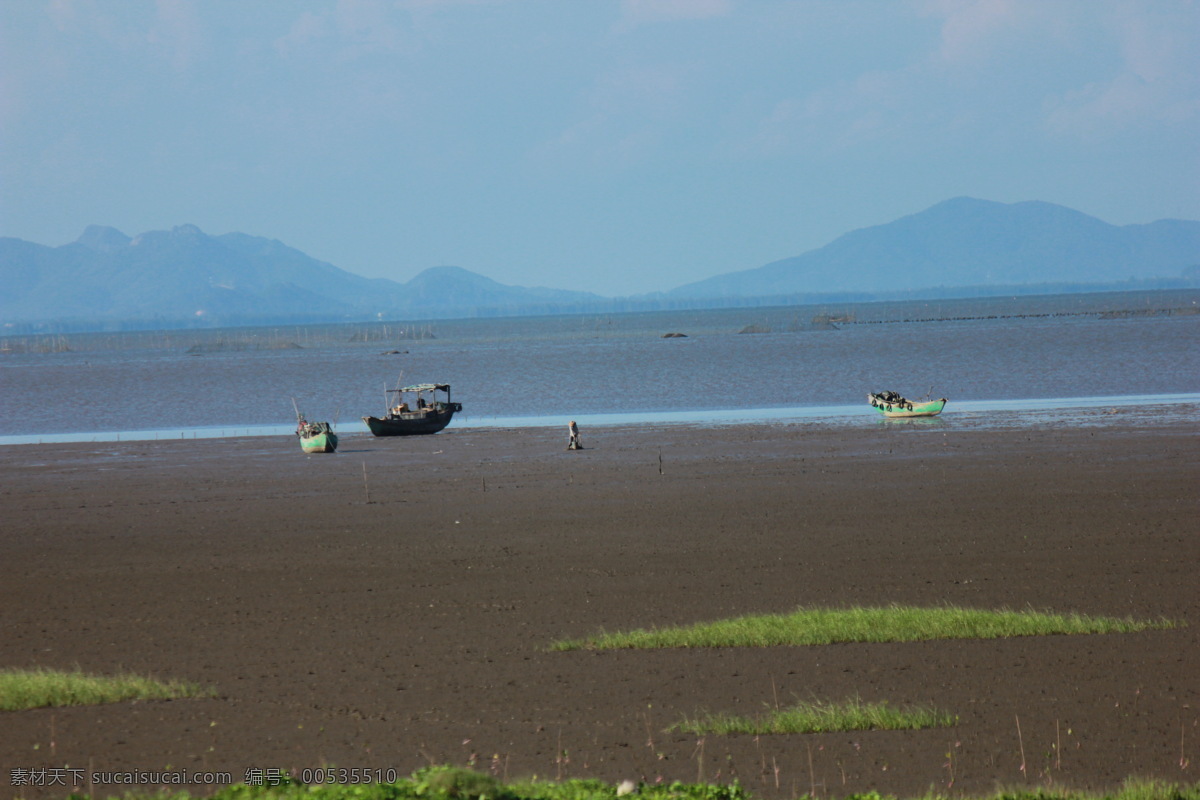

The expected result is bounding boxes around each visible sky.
[2,1,1198,297]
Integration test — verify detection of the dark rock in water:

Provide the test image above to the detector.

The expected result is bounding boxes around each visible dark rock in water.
[380,349,409,355]
[662,332,688,338]
[738,324,771,334]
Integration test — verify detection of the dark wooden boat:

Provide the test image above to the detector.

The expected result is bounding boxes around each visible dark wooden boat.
[362,383,462,437]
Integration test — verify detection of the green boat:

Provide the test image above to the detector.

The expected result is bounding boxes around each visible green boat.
[868,390,947,418]
[292,399,338,453]
[296,418,338,453]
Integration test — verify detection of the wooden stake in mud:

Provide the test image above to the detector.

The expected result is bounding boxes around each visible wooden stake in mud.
[1015,714,1026,778]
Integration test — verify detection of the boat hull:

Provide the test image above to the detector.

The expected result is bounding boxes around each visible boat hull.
[299,431,338,453]
[870,397,947,418]
[363,406,459,436]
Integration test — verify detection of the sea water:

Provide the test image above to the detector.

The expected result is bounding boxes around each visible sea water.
[2,290,1197,444]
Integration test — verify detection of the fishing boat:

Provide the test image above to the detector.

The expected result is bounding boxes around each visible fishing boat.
[362,383,462,436]
[868,390,947,418]
[296,418,338,453]
[293,399,338,453]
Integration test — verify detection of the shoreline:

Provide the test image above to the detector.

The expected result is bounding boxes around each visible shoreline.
[1,391,1197,447]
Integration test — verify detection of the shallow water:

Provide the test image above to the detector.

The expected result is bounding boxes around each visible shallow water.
[2,290,1197,444]
[3,394,1196,446]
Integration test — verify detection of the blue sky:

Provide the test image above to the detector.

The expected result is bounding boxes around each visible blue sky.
[2,1,1197,296]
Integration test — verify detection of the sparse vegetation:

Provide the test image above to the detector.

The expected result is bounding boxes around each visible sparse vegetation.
[55,768,1200,800]
[670,697,956,735]
[0,667,213,711]
[549,605,1181,651]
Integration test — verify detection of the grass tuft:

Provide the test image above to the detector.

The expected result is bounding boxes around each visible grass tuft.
[671,696,956,735]
[0,667,213,711]
[549,605,1181,651]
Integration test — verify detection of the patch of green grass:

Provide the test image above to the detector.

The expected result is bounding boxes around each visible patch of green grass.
[1107,778,1200,800]
[0,667,213,711]
[549,605,1181,651]
[671,697,956,735]
[64,769,1200,800]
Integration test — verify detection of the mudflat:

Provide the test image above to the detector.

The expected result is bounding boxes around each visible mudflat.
[1,412,1197,799]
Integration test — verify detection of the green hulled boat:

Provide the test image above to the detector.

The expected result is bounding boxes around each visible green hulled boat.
[292,399,338,453]
[868,391,947,418]
[297,418,338,453]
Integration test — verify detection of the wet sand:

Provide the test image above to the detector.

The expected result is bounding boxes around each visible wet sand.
[1,413,1197,798]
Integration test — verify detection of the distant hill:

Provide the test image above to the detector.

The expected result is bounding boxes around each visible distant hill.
[668,197,1200,298]
[0,224,600,327]
[1,198,1197,330]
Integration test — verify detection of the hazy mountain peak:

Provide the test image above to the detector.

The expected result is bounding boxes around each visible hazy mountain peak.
[927,195,992,211]
[171,223,206,238]
[669,198,1200,298]
[75,225,131,252]
[409,265,502,288]
[129,223,210,249]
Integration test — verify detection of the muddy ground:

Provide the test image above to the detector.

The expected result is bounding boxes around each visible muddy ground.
[1,412,1197,798]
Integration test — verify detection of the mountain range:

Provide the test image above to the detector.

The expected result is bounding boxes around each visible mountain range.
[2,197,1197,329]
[669,197,1200,298]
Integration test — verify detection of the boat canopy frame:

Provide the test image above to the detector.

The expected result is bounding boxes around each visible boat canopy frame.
[388,383,452,396]
[380,382,459,417]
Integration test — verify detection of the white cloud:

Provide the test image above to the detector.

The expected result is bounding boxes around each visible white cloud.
[922,0,1030,65]
[274,11,328,58]
[272,0,417,60]
[531,62,689,172]
[396,0,502,9]
[742,64,916,159]
[617,0,732,29]
[1043,3,1199,139]
[735,1,1197,158]
[45,0,139,48]
[148,0,206,70]
[333,0,403,50]
[41,0,208,70]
